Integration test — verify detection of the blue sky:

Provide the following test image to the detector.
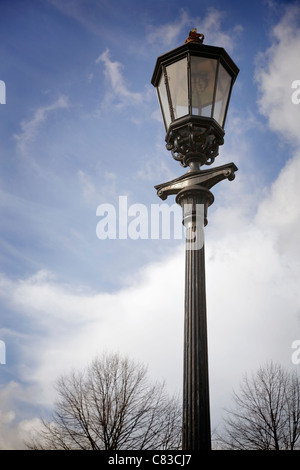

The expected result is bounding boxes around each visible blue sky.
[1,0,300,449]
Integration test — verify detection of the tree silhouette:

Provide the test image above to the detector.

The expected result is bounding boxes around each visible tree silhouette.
[26,352,182,450]
[218,362,300,450]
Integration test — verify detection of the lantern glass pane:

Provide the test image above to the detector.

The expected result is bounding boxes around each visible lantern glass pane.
[191,56,217,118]
[213,63,232,127]
[166,58,188,120]
[157,73,171,130]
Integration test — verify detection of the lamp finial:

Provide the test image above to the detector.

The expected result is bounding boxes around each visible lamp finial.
[185,28,204,44]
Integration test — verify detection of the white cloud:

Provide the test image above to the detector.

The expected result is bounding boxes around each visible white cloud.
[0,250,185,391]
[96,49,145,108]
[206,220,300,423]
[147,8,242,51]
[14,95,69,154]
[0,250,185,449]
[254,4,300,257]
[0,381,43,450]
[255,151,300,258]
[77,169,119,207]
[255,4,300,145]
[195,8,243,51]
[147,9,190,47]
[207,5,300,412]
[77,169,97,203]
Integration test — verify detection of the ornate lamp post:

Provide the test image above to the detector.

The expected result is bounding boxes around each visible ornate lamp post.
[151,30,239,450]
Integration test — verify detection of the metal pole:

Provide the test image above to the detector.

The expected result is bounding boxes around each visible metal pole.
[176,186,213,451]
[155,163,237,450]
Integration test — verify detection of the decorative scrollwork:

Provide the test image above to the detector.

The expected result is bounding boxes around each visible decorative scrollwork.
[166,122,224,168]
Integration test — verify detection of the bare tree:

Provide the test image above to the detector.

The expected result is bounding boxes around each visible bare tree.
[26,352,182,450]
[218,362,300,450]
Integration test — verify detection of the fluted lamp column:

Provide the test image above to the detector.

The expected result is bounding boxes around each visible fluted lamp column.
[176,186,213,450]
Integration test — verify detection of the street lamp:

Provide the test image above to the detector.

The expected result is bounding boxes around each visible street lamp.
[151,29,239,450]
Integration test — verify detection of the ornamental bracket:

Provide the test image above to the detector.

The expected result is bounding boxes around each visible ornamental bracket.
[154,162,238,201]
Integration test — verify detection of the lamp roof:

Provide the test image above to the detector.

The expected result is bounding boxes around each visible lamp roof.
[151,38,239,88]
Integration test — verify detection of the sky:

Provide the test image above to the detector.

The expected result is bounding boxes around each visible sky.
[0,0,300,449]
